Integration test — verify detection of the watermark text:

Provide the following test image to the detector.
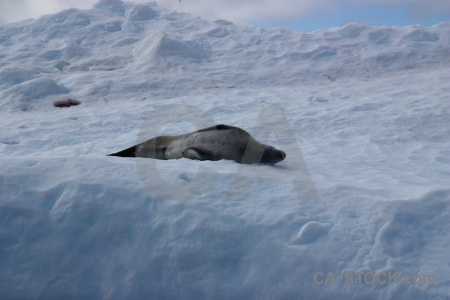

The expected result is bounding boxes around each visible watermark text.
[313,271,436,285]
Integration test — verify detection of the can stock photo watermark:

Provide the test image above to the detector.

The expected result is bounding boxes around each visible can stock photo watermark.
[313,271,437,286]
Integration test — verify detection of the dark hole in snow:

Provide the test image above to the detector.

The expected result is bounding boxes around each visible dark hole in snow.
[54,99,80,108]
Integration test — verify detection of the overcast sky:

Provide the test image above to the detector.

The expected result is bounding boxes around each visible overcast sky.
[0,0,449,31]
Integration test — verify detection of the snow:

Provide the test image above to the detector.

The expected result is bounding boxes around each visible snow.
[1,1,449,299]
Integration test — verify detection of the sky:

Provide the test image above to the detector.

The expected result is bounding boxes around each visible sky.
[0,0,449,32]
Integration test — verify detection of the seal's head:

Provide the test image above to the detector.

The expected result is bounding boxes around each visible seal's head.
[261,145,286,164]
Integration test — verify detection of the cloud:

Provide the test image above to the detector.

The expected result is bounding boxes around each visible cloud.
[355,0,450,19]
[0,0,93,24]
[408,1,450,19]
[154,0,450,24]
[0,0,448,25]
[156,0,337,23]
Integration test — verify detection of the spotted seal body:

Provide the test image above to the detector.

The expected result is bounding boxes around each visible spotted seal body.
[108,124,286,164]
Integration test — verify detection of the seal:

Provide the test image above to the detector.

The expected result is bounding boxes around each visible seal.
[108,124,286,164]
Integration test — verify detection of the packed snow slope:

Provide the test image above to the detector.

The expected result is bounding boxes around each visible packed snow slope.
[1,0,449,299]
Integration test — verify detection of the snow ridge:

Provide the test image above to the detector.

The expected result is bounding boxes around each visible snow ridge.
[0,1,449,111]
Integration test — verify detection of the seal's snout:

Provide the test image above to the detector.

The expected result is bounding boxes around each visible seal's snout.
[260,146,286,164]
[274,149,286,163]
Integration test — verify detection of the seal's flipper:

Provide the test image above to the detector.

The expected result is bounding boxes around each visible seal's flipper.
[108,145,136,157]
[182,147,217,161]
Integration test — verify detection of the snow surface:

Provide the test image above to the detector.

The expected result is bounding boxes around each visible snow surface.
[1,0,449,299]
